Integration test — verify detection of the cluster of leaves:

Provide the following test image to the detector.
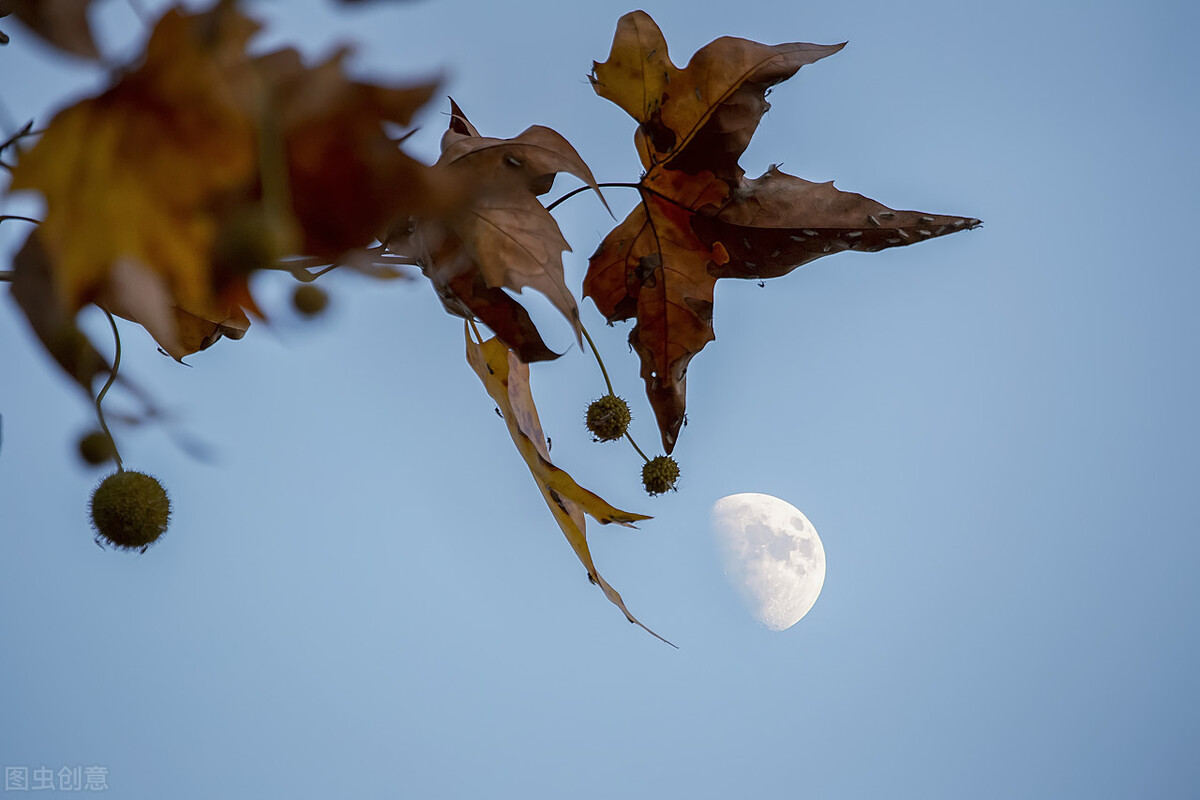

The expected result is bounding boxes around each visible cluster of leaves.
[1,2,978,641]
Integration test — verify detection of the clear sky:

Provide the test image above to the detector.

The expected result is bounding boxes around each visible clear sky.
[2,0,1199,797]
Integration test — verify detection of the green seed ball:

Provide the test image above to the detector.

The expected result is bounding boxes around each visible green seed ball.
[586,395,632,442]
[292,285,329,317]
[78,430,116,466]
[90,470,171,551]
[642,455,680,496]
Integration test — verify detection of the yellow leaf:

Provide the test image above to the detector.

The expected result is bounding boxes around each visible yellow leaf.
[464,326,673,646]
[10,6,260,358]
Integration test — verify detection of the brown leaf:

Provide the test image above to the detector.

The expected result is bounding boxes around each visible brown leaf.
[9,4,261,354]
[465,327,673,646]
[392,101,606,363]
[1,0,100,59]
[586,12,980,453]
[256,48,441,259]
[10,3,441,362]
[591,10,844,181]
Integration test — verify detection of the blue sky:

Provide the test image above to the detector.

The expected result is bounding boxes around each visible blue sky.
[2,0,1198,797]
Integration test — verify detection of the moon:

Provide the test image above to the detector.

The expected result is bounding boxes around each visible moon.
[711,493,826,630]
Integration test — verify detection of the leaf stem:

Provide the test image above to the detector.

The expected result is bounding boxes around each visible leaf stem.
[579,322,614,397]
[624,432,651,464]
[97,310,124,472]
[0,214,42,226]
[546,182,641,213]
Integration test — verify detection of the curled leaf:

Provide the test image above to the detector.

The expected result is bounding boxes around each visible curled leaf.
[465,327,672,646]
[393,101,606,363]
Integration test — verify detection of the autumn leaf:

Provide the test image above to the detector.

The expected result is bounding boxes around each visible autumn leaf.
[390,100,607,363]
[586,11,981,453]
[465,326,673,646]
[9,232,109,392]
[255,47,440,261]
[9,232,157,414]
[9,3,440,363]
[8,5,262,360]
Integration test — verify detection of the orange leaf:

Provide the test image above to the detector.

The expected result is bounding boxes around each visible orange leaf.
[10,3,441,362]
[9,5,261,358]
[587,12,980,453]
[465,327,673,646]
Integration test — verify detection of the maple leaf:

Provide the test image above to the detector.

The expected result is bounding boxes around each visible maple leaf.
[465,327,673,646]
[390,101,607,363]
[9,3,440,364]
[586,11,981,453]
[8,5,262,360]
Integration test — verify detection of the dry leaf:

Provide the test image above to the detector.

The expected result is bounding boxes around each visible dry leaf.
[465,327,673,646]
[10,3,441,361]
[392,100,607,363]
[587,11,980,453]
[9,5,261,359]
[9,232,108,391]
[256,47,440,260]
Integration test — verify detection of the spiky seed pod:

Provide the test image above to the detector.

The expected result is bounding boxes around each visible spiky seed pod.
[586,395,632,442]
[292,284,329,317]
[89,470,171,551]
[78,430,116,466]
[642,455,680,496]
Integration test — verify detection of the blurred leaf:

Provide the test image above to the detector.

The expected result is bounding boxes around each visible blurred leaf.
[9,5,261,358]
[256,47,441,259]
[10,3,441,360]
[9,231,108,391]
[0,0,99,59]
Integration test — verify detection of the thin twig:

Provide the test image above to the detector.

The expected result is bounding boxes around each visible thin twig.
[97,310,125,472]
[0,119,35,153]
[624,431,651,463]
[269,245,418,281]
[0,214,41,226]
[580,323,615,397]
[546,182,640,213]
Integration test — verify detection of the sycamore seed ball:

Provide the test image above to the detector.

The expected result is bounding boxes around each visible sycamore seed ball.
[586,395,632,442]
[78,430,116,466]
[642,455,680,496]
[292,284,329,317]
[90,470,171,551]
